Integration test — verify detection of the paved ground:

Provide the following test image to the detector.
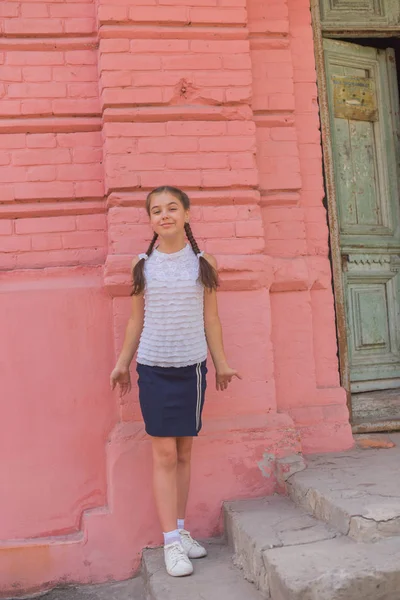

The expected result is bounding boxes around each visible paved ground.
[38,578,145,600]
[142,541,264,600]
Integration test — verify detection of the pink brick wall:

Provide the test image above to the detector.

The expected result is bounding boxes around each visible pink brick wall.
[0,2,96,36]
[103,121,258,191]
[0,0,353,595]
[0,54,99,118]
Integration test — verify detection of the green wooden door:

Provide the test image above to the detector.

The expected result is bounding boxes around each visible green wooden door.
[324,39,400,396]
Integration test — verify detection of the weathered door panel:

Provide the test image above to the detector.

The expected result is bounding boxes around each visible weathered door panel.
[344,255,400,391]
[324,39,400,395]
[319,0,400,31]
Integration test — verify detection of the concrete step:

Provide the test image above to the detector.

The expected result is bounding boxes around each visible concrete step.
[266,534,400,600]
[225,495,400,600]
[141,541,264,600]
[224,496,339,596]
[287,445,400,542]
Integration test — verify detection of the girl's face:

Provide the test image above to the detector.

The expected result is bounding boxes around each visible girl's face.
[148,192,189,238]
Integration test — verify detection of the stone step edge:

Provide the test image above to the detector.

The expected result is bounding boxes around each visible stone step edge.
[224,495,341,597]
[287,476,400,543]
[224,495,400,599]
[266,534,400,600]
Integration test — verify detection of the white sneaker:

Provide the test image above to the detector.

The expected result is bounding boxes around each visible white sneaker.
[164,541,194,577]
[179,529,208,559]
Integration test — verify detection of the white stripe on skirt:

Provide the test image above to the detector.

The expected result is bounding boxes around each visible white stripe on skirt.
[196,363,202,432]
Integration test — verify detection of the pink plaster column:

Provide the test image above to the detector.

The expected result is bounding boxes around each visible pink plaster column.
[247,0,353,452]
[99,0,303,582]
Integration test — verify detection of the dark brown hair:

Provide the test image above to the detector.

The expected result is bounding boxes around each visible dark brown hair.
[132,186,219,295]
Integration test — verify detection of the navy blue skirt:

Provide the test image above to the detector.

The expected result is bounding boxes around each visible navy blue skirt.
[136,361,207,437]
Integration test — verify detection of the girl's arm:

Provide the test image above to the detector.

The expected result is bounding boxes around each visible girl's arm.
[110,258,145,396]
[203,254,241,391]
[115,294,144,368]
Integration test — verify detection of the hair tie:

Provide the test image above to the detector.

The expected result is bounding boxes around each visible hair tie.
[139,253,148,261]
[197,251,204,259]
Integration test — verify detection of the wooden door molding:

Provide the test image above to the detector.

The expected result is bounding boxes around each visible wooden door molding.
[319,0,400,33]
[310,0,352,417]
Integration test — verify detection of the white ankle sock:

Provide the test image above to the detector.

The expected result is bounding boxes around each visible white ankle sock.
[177,519,185,531]
[163,529,181,546]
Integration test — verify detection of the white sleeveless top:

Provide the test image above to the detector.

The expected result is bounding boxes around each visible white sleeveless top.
[137,244,208,368]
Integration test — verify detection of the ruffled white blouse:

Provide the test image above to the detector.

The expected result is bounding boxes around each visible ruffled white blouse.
[136,244,208,368]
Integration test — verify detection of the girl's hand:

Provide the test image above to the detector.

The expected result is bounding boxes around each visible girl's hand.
[110,366,131,397]
[215,364,242,391]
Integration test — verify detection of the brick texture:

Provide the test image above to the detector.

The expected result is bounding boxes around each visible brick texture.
[0,132,103,203]
[1,49,100,117]
[99,38,252,108]
[1,213,107,270]
[98,2,247,26]
[103,121,258,192]
[0,2,96,37]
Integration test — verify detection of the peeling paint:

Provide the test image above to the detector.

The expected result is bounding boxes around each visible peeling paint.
[258,453,275,478]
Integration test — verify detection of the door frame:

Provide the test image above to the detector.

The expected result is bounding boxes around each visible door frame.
[310,0,400,429]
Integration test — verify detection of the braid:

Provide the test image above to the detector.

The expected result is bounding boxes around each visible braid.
[131,232,158,296]
[184,222,201,255]
[184,223,218,291]
[147,232,158,256]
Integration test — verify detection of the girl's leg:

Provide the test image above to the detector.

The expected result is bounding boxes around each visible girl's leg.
[176,436,193,522]
[151,436,178,533]
[176,436,208,559]
[152,436,194,577]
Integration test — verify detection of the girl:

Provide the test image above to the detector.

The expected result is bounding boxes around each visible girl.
[110,186,240,578]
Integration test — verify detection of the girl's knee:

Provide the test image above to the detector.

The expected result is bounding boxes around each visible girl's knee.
[152,439,178,470]
[177,438,193,464]
[177,450,191,466]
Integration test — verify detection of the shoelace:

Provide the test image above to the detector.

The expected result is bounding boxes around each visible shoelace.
[182,531,201,548]
[168,544,186,567]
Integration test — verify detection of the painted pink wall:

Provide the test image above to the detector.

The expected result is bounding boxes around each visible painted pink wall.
[0,0,353,595]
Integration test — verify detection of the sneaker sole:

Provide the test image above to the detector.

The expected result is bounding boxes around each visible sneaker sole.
[188,552,207,559]
[166,567,194,577]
